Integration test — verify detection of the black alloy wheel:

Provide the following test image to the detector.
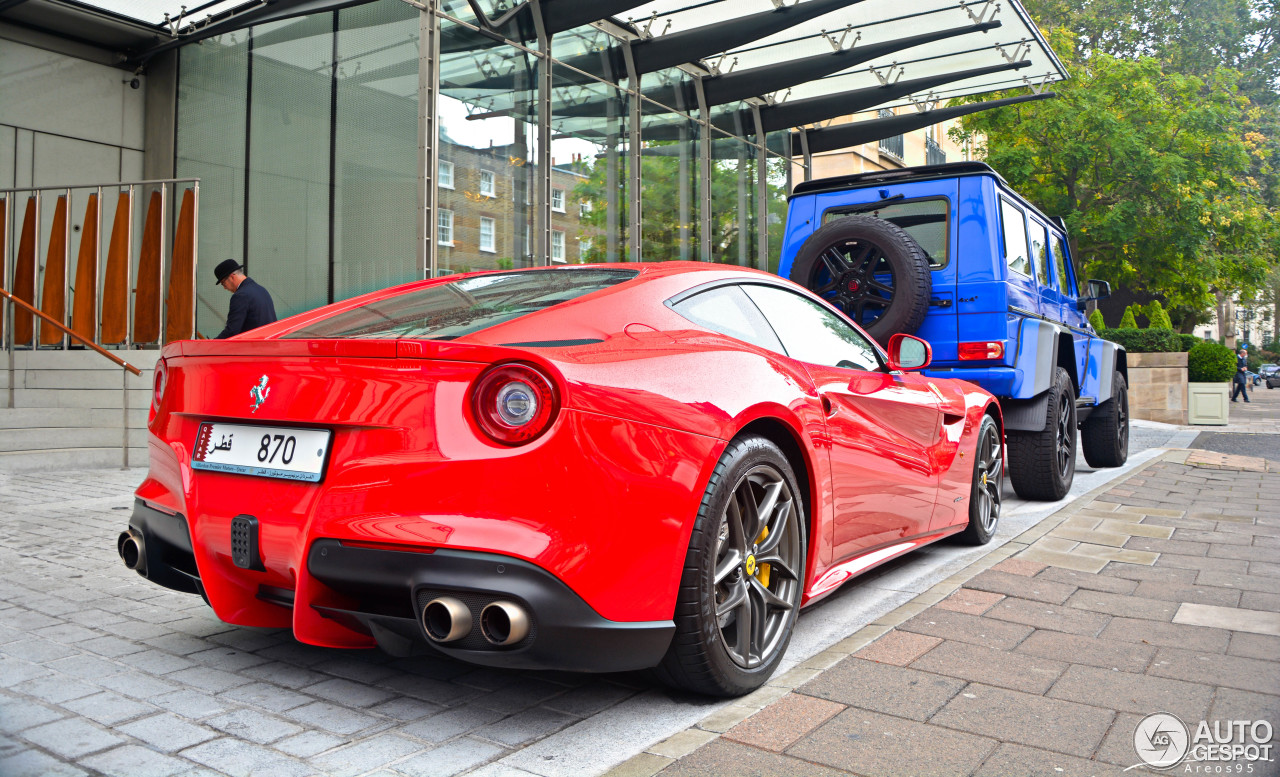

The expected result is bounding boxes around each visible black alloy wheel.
[1082,371,1129,468]
[657,436,806,697]
[959,414,1002,544]
[1008,366,1077,501]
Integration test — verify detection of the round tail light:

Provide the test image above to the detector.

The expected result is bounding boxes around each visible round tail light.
[472,363,559,446]
[150,359,167,419]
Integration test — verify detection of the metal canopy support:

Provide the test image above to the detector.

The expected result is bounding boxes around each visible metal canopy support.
[797,129,812,181]
[752,104,768,272]
[695,77,712,262]
[531,0,552,266]
[796,91,1055,154]
[419,0,440,277]
[757,59,1034,132]
[622,41,643,262]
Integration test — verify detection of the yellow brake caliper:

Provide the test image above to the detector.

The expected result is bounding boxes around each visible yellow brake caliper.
[754,526,771,588]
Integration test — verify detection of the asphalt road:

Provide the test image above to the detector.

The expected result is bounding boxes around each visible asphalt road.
[1189,380,1280,464]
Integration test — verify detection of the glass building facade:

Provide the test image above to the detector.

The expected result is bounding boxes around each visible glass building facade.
[176,0,792,335]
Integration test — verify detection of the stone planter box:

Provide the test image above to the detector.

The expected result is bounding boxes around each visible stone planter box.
[1127,351,1188,424]
[1188,382,1231,425]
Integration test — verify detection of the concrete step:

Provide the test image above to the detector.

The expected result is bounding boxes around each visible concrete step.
[8,388,153,409]
[2,349,162,371]
[0,407,149,429]
[4,368,154,391]
[0,446,148,472]
[0,426,130,452]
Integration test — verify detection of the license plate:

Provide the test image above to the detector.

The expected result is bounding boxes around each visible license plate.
[192,422,332,482]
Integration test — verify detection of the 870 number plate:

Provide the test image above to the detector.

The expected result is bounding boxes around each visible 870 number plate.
[192,422,332,482]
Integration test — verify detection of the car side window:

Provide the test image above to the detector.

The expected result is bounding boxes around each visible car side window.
[1028,219,1051,288]
[1052,234,1078,296]
[741,284,881,372]
[670,285,784,352]
[999,197,1031,278]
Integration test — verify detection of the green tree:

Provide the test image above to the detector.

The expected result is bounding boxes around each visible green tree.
[1146,300,1174,329]
[1119,306,1138,328]
[952,36,1275,325]
[1088,308,1107,330]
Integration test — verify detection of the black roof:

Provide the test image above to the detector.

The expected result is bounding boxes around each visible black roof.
[791,162,1008,197]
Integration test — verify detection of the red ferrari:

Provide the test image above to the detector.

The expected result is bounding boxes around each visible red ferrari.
[119,262,1003,696]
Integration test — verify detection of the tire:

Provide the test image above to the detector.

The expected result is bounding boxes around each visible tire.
[656,436,807,697]
[1007,367,1077,501]
[958,414,1002,545]
[787,215,931,344]
[1081,371,1129,468]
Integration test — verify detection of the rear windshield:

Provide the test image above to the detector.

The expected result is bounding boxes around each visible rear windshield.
[284,269,638,340]
[823,198,949,268]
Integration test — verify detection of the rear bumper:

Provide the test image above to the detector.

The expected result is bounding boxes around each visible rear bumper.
[306,539,674,672]
[118,501,674,673]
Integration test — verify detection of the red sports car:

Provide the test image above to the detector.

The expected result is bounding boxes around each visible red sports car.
[119,262,1003,696]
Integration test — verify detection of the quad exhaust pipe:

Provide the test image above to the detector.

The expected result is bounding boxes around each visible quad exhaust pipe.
[117,530,146,573]
[420,596,530,646]
[421,597,472,643]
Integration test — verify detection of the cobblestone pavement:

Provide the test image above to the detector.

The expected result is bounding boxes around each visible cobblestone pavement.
[0,426,1202,777]
[629,451,1280,777]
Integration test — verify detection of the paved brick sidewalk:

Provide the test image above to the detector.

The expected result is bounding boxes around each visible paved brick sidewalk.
[620,452,1280,777]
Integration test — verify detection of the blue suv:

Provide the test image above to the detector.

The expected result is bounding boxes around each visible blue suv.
[778,162,1128,501]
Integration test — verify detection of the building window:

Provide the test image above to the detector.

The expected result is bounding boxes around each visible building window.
[552,230,565,262]
[580,200,592,217]
[877,109,904,160]
[552,188,565,212]
[579,235,592,261]
[925,136,946,165]
[439,161,454,189]
[480,217,496,252]
[480,169,495,198]
[437,209,454,246]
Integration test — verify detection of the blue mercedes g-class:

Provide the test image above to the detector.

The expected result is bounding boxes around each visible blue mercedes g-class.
[779,162,1128,501]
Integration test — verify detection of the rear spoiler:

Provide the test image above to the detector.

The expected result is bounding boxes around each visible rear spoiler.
[164,338,546,365]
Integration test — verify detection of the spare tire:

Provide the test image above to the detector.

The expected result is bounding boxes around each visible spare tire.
[788,214,931,344]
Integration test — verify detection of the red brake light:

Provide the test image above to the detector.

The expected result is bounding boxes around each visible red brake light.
[958,341,1005,360]
[472,363,559,446]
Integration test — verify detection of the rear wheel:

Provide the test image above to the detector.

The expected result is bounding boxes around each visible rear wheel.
[958,414,1002,545]
[1081,371,1129,468]
[1007,367,1077,501]
[656,436,806,697]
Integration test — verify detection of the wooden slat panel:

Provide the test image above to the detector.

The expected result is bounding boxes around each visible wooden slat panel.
[164,188,195,343]
[71,194,100,338]
[39,196,69,346]
[13,197,37,346]
[132,191,162,344]
[100,192,131,344]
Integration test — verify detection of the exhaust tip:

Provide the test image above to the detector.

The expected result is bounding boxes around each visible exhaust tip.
[422,597,472,643]
[118,531,144,572]
[480,601,529,646]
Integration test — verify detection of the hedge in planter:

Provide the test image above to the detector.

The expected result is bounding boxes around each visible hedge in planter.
[1178,333,1200,352]
[1104,327,1181,353]
[1188,341,1236,382]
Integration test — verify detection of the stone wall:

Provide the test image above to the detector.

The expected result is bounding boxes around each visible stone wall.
[1127,351,1188,424]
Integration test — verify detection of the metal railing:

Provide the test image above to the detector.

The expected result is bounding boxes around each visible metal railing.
[1,178,200,353]
[926,136,947,166]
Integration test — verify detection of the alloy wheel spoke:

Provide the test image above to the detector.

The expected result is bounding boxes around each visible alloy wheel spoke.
[749,576,793,612]
[851,244,875,274]
[717,576,748,619]
[734,586,755,663]
[756,554,798,582]
[819,248,850,279]
[756,499,791,555]
[715,548,743,585]
[866,277,894,294]
[739,485,764,548]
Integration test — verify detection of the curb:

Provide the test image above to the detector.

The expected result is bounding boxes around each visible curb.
[605,449,1187,777]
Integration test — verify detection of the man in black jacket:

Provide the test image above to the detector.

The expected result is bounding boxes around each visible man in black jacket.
[213,260,277,339]
[1232,345,1251,403]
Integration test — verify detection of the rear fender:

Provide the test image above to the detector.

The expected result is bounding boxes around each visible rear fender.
[1009,317,1065,399]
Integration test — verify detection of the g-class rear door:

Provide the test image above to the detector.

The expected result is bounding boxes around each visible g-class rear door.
[814,179,959,360]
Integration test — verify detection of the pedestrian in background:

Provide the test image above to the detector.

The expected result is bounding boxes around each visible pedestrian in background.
[1232,345,1251,403]
[213,260,277,339]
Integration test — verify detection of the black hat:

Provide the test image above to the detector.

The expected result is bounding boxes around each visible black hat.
[214,260,243,285]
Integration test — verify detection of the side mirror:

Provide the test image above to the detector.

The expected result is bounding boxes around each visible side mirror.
[887,333,932,371]
[1076,279,1112,310]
